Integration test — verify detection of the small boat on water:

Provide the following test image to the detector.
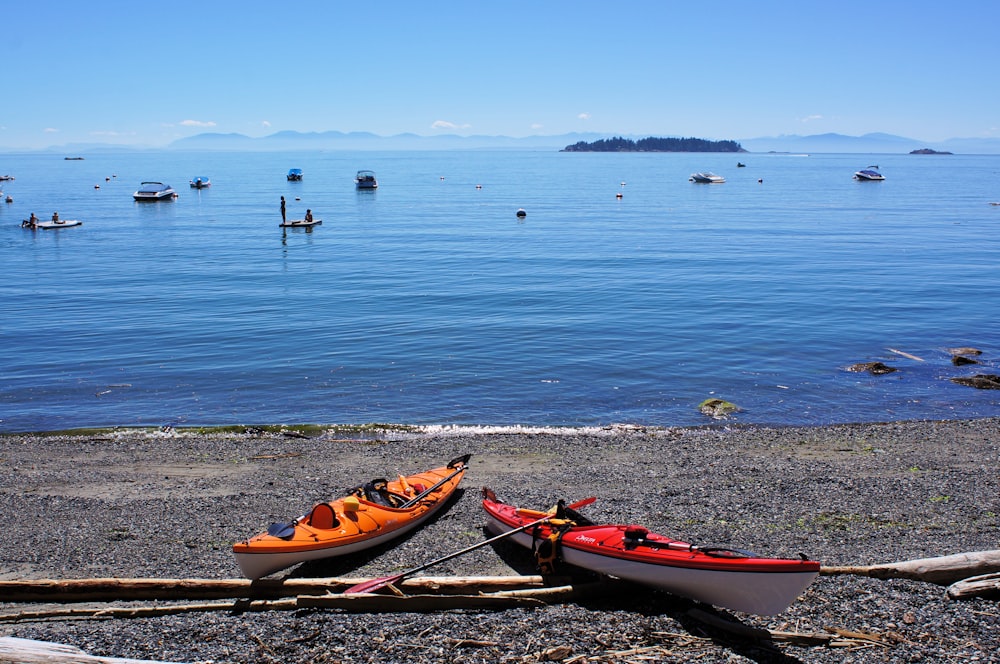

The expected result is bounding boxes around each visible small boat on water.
[0,174,14,181]
[189,176,211,189]
[23,218,83,229]
[481,489,820,616]
[279,218,322,227]
[234,454,471,579]
[133,182,176,201]
[689,172,726,184]
[854,166,884,181]
[287,168,303,181]
[355,170,378,189]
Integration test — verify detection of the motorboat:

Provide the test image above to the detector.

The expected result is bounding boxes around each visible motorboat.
[689,172,725,183]
[233,455,471,579]
[854,167,884,181]
[133,182,176,201]
[482,489,820,616]
[354,170,378,189]
[287,168,303,181]
[189,176,211,189]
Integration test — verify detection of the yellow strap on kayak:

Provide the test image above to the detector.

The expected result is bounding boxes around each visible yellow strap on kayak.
[535,532,561,575]
[533,520,574,575]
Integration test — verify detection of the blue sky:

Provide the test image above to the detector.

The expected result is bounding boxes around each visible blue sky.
[3,1,997,149]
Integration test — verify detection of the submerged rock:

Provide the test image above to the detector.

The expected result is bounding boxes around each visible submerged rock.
[951,374,1000,390]
[698,398,741,418]
[952,355,980,366]
[948,347,983,356]
[846,362,897,375]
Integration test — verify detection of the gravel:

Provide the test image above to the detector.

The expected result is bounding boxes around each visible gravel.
[1,419,999,663]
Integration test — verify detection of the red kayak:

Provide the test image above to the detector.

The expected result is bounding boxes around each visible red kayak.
[482,489,820,616]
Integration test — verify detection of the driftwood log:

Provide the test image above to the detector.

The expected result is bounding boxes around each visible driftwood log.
[820,549,1000,585]
[0,636,183,664]
[0,584,617,624]
[946,572,1000,600]
[0,574,559,604]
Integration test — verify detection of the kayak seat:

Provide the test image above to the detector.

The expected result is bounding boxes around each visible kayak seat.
[363,479,407,508]
[308,502,339,530]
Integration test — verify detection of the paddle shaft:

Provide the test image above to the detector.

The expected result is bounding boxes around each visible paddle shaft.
[398,461,468,510]
[346,496,596,594]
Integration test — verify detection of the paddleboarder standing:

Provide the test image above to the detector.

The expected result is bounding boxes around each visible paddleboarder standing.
[280,196,286,223]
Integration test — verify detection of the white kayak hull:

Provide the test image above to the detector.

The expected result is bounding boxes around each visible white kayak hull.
[485,515,818,616]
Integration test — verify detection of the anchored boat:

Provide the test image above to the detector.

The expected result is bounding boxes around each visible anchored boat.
[689,172,726,183]
[354,170,378,189]
[133,182,176,201]
[482,489,820,616]
[854,166,885,181]
[234,454,471,579]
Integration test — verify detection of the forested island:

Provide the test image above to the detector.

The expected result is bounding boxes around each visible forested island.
[562,136,746,153]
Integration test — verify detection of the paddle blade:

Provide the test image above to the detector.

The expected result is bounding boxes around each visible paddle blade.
[345,573,405,595]
[266,522,296,539]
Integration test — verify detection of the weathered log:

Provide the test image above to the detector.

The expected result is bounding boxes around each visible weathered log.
[821,549,1000,585]
[0,575,553,603]
[491,578,630,602]
[0,636,184,663]
[684,609,895,649]
[887,348,924,362]
[0,599,298,623]
[297,593,544,612]
[946,572,1000,600]
[0,591,547,624]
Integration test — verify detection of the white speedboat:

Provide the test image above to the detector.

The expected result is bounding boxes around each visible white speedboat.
[354,170,378,189]
[854,167,884,181]
[689,172,725,183]
[189,176,211,189]
[133,182,176,200]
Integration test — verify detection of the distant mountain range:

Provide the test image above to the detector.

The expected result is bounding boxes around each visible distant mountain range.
[166,130,1000,154]
[12,131,1000,154]
[166,130,611,152]
[736,132,1000,155]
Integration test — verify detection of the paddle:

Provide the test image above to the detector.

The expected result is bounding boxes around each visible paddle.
[345,496,597,594]
[397,454,472,510]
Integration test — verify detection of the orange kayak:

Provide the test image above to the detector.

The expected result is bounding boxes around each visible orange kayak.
[234,454,470,579]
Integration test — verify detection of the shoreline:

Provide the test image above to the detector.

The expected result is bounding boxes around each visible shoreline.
[2,413,996,437]
[2,418,998,662]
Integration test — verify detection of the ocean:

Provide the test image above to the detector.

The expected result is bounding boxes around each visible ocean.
[2,149,998,432]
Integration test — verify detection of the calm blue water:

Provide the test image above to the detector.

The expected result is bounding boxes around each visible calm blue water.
[2,150,999,432]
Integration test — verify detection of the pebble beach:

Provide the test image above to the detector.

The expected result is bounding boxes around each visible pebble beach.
[2,419,999,663]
